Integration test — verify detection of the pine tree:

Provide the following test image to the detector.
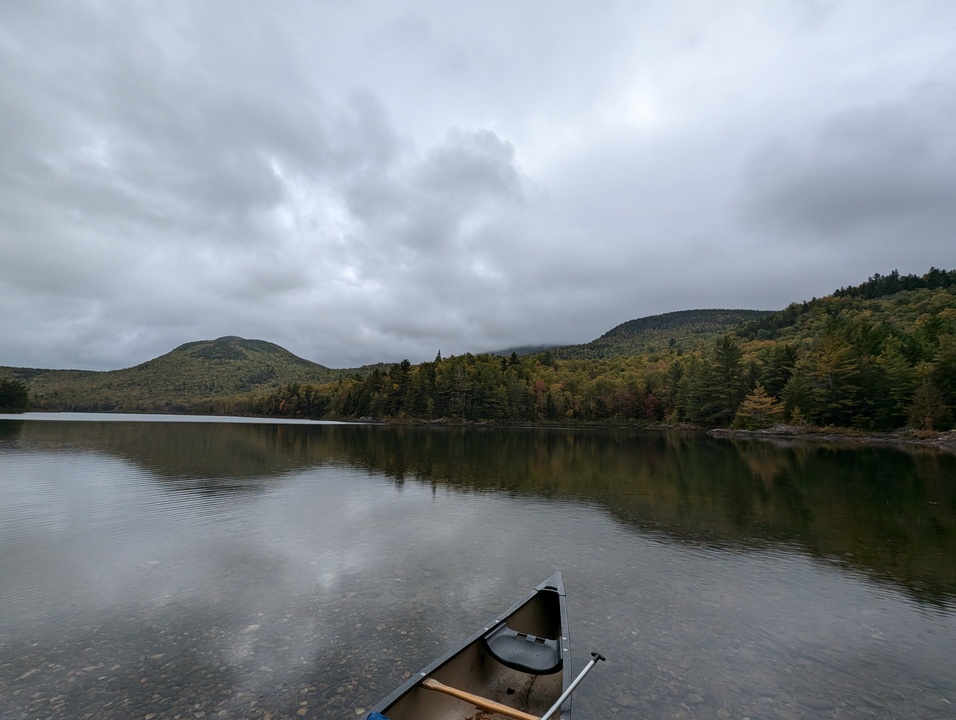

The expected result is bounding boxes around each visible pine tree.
[0,378,29,412]
[874,336,917,428]
[799,321,863,425]
[685,335,746,426]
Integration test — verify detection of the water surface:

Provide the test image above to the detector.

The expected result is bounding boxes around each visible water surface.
[1,415,954,719]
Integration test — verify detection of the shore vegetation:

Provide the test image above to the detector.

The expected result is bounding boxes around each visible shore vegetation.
[4,269,954,437]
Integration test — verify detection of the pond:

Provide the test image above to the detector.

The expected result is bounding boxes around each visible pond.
[1,414,954,719]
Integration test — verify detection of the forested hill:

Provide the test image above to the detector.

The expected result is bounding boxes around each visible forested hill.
[256,267,956,433]
[554,309,773,359]
[3,336,336,413]
[148,336,335,389]
[4,268,955,431]
[738,268,956,341]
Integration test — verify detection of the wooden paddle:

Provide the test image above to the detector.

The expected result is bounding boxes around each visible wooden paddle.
[420,678,538,720]
[422,651,605,720]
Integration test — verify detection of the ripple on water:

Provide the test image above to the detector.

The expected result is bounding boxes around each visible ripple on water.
[2,422,955,720]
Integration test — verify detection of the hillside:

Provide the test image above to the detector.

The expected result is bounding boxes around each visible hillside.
[257,267,956,433]
[737,268,956,344]
[3,336,336,413]
[4,312,779,414]
[4,268,954,429]
[552,309,773,359]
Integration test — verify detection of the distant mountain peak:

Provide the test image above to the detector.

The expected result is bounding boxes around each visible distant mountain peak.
[171,336,301,362]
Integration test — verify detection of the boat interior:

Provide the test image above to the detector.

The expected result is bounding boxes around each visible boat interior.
[379,586,566,720]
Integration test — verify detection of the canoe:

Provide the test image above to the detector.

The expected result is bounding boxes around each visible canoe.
[365,572,577,720]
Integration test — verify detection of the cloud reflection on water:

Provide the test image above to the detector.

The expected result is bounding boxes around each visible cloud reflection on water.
[1,418,955,719]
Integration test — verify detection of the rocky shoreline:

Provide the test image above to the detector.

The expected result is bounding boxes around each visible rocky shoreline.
[708,424,956,453]
[354,415,956,454]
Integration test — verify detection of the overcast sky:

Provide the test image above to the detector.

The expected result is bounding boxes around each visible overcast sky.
[2,1,954,371]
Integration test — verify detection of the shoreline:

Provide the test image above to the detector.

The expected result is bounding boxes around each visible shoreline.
[708,425,956,453]
[6,410,956,454]
[356,416,956,454]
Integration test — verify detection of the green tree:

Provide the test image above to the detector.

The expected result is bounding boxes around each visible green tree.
[386,359,413,416]
[780,371,814,423]
[932,334,956,412]
[0,378,29,412]
[874,335,917,428]
[757,343,797,397]
[685,335,746,425]
[798,321,863,425]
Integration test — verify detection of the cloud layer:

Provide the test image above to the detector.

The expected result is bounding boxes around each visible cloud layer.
[2,1,954,370]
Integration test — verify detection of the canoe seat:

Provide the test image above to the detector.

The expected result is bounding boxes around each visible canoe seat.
[482,624,563,675]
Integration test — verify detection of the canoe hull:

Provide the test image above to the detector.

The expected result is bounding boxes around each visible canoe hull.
[367,572,573,720]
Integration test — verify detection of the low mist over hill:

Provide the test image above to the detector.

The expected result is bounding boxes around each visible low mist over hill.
[3,268,955,431]
[552,309,773,359]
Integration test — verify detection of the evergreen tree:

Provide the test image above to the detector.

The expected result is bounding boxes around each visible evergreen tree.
[932,334,956,413]
[874,336,917,429]
[758,343,798,397]
[799,321,863,425]
[685,335,746,425]
[0,378,29,412]
[781,371,815,423]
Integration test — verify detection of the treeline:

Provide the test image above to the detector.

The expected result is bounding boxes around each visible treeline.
[833,267,956,299]
[255,285,956,431]
[9,269,954,432]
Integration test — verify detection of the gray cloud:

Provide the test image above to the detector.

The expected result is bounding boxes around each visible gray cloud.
[745,85,956,238]
[1,1,955,370]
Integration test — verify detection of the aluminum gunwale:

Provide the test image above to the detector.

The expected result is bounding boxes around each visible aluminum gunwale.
[367,571,573,720]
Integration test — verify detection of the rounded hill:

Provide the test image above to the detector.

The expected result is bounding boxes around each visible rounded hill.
[10,336,335,413]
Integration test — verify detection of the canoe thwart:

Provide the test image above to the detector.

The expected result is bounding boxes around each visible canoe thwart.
[483,625,562,674]
[420,678,540,720]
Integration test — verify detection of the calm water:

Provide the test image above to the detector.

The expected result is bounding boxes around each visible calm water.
[1,415,954,720]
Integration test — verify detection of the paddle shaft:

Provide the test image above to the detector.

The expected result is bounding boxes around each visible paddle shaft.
[420,678,539,720]
[539,651,606,720]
